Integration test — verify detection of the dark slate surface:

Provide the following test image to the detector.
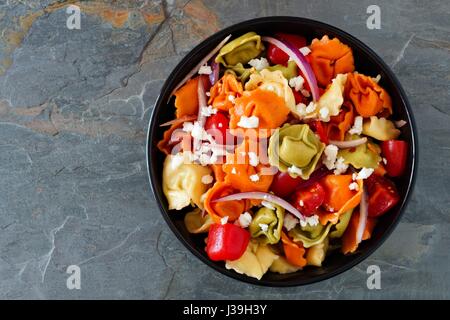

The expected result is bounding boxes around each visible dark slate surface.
[0,0,448,299]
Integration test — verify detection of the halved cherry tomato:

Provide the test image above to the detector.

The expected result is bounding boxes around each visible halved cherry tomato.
[206,223,250,261]
[205,112,230,145]
[381,140,408,177]
[309,120,329,144]
[366,174,400,217]
[270,171,303,199]
[292,90,309,105]
[267,33,307,65]
[291,182,326,217]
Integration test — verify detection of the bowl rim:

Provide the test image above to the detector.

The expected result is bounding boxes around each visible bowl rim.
[146,16,418,287]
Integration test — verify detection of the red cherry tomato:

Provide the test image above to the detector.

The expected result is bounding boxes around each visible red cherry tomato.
[309,120,329,144]
[291,182,326,217]
[292,90,309,105]
[204,112,230,145]
[366,174,400,217]
[206,223,250,261]
[270,171,303,199]
[381,140,408,177]
[267,33,307,65]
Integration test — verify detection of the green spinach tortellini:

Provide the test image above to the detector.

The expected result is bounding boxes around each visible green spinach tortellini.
[215,32,264,66]
[288,222,332,248]
[265,60,298,80]
[329,209,353,238]
[306,237,329,267]
[337,135,381,169]
[249,204,284,244]
[224,63,255,84]
[268,124,325,179]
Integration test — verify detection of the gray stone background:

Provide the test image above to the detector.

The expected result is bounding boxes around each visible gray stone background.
[0,0,448,299]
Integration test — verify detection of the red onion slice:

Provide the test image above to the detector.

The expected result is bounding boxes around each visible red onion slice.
[262,36,320,101]
[209,59,220,86]
[160,114,197,127]
[356,186,368,244]
[214,191,306,221]
[329,137,367,149]
[170,34,231,96]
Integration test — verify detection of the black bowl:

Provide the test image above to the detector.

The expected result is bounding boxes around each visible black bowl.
[146,17,417,286]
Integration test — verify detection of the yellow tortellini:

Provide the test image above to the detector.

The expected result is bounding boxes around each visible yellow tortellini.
[288,222,332,248]
[245,69,296,114]
[225,240,279,280]
[269,256,301,274]
[184,208,213,234]
[162,154,212,210]
[329,209,353,238]
[215,32,264,66]
[306,237,329,267]
[362,116,401,141]
[300,73,347,121]
[268,124,325,179]
[249,205,284,244]
[337,135,381,169]
[265,60,298,80]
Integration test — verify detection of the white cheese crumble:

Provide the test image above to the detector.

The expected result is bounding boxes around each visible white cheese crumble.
[198,65,212,75]
[333,157,349,175]
[170,153,185,170]
[283,214,299,231]
[323,145,339,170]
[288,165,303,176]
[206,91,211,97]
[356,167,374,180]
[231,168,237,174]
[299,200,304,207]
[382,157,388,165]
[249,174,260,182]
[237,115,259,128]
[352,173,357,181]
[372,74,381,83]
[349,182,359,191]
[261,201,275,210]
[238,212,252,228]
[201,174,213,184]
[301,89,310,98]
[299,46,311,56]
[319,107,330,121]
[289,75,305,92]
[220,216,229,225]
[395,120,407,128]
[200,105,218,117]
[248,57,269,71]
[182,121,194,132]
[299,215,319,228]
[259,223,269,232]
[227,94,236,103]
[305,101,316,113]
[248,152,259,167]
[348,116,363,135]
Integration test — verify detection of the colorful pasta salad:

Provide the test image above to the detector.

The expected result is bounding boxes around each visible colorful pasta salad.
[157,31,408,280]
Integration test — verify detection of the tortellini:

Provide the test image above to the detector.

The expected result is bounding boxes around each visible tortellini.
[216,32,264,66]
[225,240,279,280]
[224,63,255,84]
[249,205,284,244]
[265,61,298,80]
[269,256,301,274]
[362,116,401,141]
[306,237,329,267]
[268,124,325,179]
[329,209,353,238]
[288,222,332,248]
[337,136,381,169]
[184,208,213,233]
[162,154,212,210]
[245,69,296,115]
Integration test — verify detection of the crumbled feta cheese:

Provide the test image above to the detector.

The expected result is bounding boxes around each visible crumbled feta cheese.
[395,120,407,128]
[198,65,212,75]
[220,216,229,225]
[248,57,269,71]
[206,91,211,97]
[170,153,185,170]
[301,89,310,98]
[218,123,223,128]
[356,167,374,180]
[238,212,252,228]
[372,74,381,83]
[382,157,388,165]
[288,165,303,176]
[259,223,269,232]
[248,152,259,167]
[289,75,305,91]
[191,121,208,140]
[305,101,316,113]
[261,201,275,210]
[249,174,260,182]
[231,168,237,174]
[201,174,213,184]
[299,200,304,207]
[323,145,338,170]
[296,103,307,116]
[319,107,330,121]
[283,214,299,231]
[352,173,357,181]
[227,94,236,103]
[182,121,194,132]
[348,116,363,135]
[200,105,218,117]
[349,182,359,191]
[333,157,349,175]
[327,207,335,212]
[237,115,259,128]
[299,215,319,227]
[299,46,311,56]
